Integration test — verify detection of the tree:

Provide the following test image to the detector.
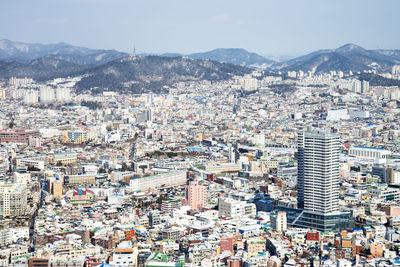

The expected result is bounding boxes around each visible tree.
[27,165,40,172]
[121,162,128,171]
[156,195,168,204]
[167,152,178,158]
[8,121,15,129]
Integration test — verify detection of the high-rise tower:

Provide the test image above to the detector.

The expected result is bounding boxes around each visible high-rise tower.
[297,127,340,214]
[292,127,352,231]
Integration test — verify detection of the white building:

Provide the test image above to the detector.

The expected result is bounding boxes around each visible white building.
[326,109,349,121]
[271,211,287,232]
[17,158,45,170]
[9,77,34,86]
[218,197,256,219]
[56,87,71,102]
[392,65,400,76]
[367,184,400,202]
[0,183,27,217]
[40,86,55,103]
[129,170,187,192]
[337,259,352,267]
[82,165,98,175]
[352,79,361,93]
[23,89,39,105]
[349,146,391,160]
[252,134,265,146]
[361,80,369,94]
[348,109,370,119]
[297,128,340,214]
[13,172,31,184]
[109,247,138,267]
[28,136,42,147]
[243,78,258,91]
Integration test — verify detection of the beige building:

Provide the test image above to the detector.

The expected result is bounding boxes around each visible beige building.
[64,174,96,185]
[271,211,287,232]
[129,170,187,192]
[49,179,63,197]
[0,183,27,217]
[205,163,241,173]
[50,152,78,165]
[246,238,266,256]
[62,130,94,144]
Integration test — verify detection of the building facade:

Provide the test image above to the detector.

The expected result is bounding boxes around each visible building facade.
[185,181,207,210]
[295,127,352,231]
[0,129,40,144]
[271,211,287,232]
[297,128,340,213]
[129,170,187,192]
[0,183,27,217]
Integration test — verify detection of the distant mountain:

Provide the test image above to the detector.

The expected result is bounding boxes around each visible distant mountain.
[160,53,183,58]
[0,56,87,81]
[140,49,274,67]
[0,40,273,68]
[75,55,252,93]
[2,39,400,91]
[0,39,127,65]
[275,44,400,73]
[374,49,400,61]
[357,72,400,87]
[188,48,274,67]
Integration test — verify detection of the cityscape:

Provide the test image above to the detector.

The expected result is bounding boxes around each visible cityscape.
[1,1,400,266]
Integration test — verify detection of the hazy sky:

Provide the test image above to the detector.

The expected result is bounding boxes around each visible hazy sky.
[1,0,399,56]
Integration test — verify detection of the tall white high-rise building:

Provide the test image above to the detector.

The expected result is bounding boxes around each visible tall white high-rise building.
[392,65,400,76]
[297,127,340,214]
[55,87,71,102]
[361,80,369,94]
[243,78,258,91]
[352,80,361,93]
[23,90,39,105]
[293,127,352,231]
[228,144,236,163]
[144,109,153,122]
[40,86,55,103]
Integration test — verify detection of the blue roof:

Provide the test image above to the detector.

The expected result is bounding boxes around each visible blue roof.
[55,152,77,155]
[187,146,205,152]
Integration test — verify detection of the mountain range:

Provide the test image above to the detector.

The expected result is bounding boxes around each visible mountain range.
[275,44,400,73]
[0,39,399,93]
[75,55,251,93]
[1,39,400,73]
[0,39,127,65]
[0,39,253,92]
[160,48,275,67]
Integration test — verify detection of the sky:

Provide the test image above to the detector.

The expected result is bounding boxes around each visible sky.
[1,0,399,57]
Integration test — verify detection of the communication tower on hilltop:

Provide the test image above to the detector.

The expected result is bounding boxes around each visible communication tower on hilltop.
[128,44,138,60]
[132,45,137,57]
